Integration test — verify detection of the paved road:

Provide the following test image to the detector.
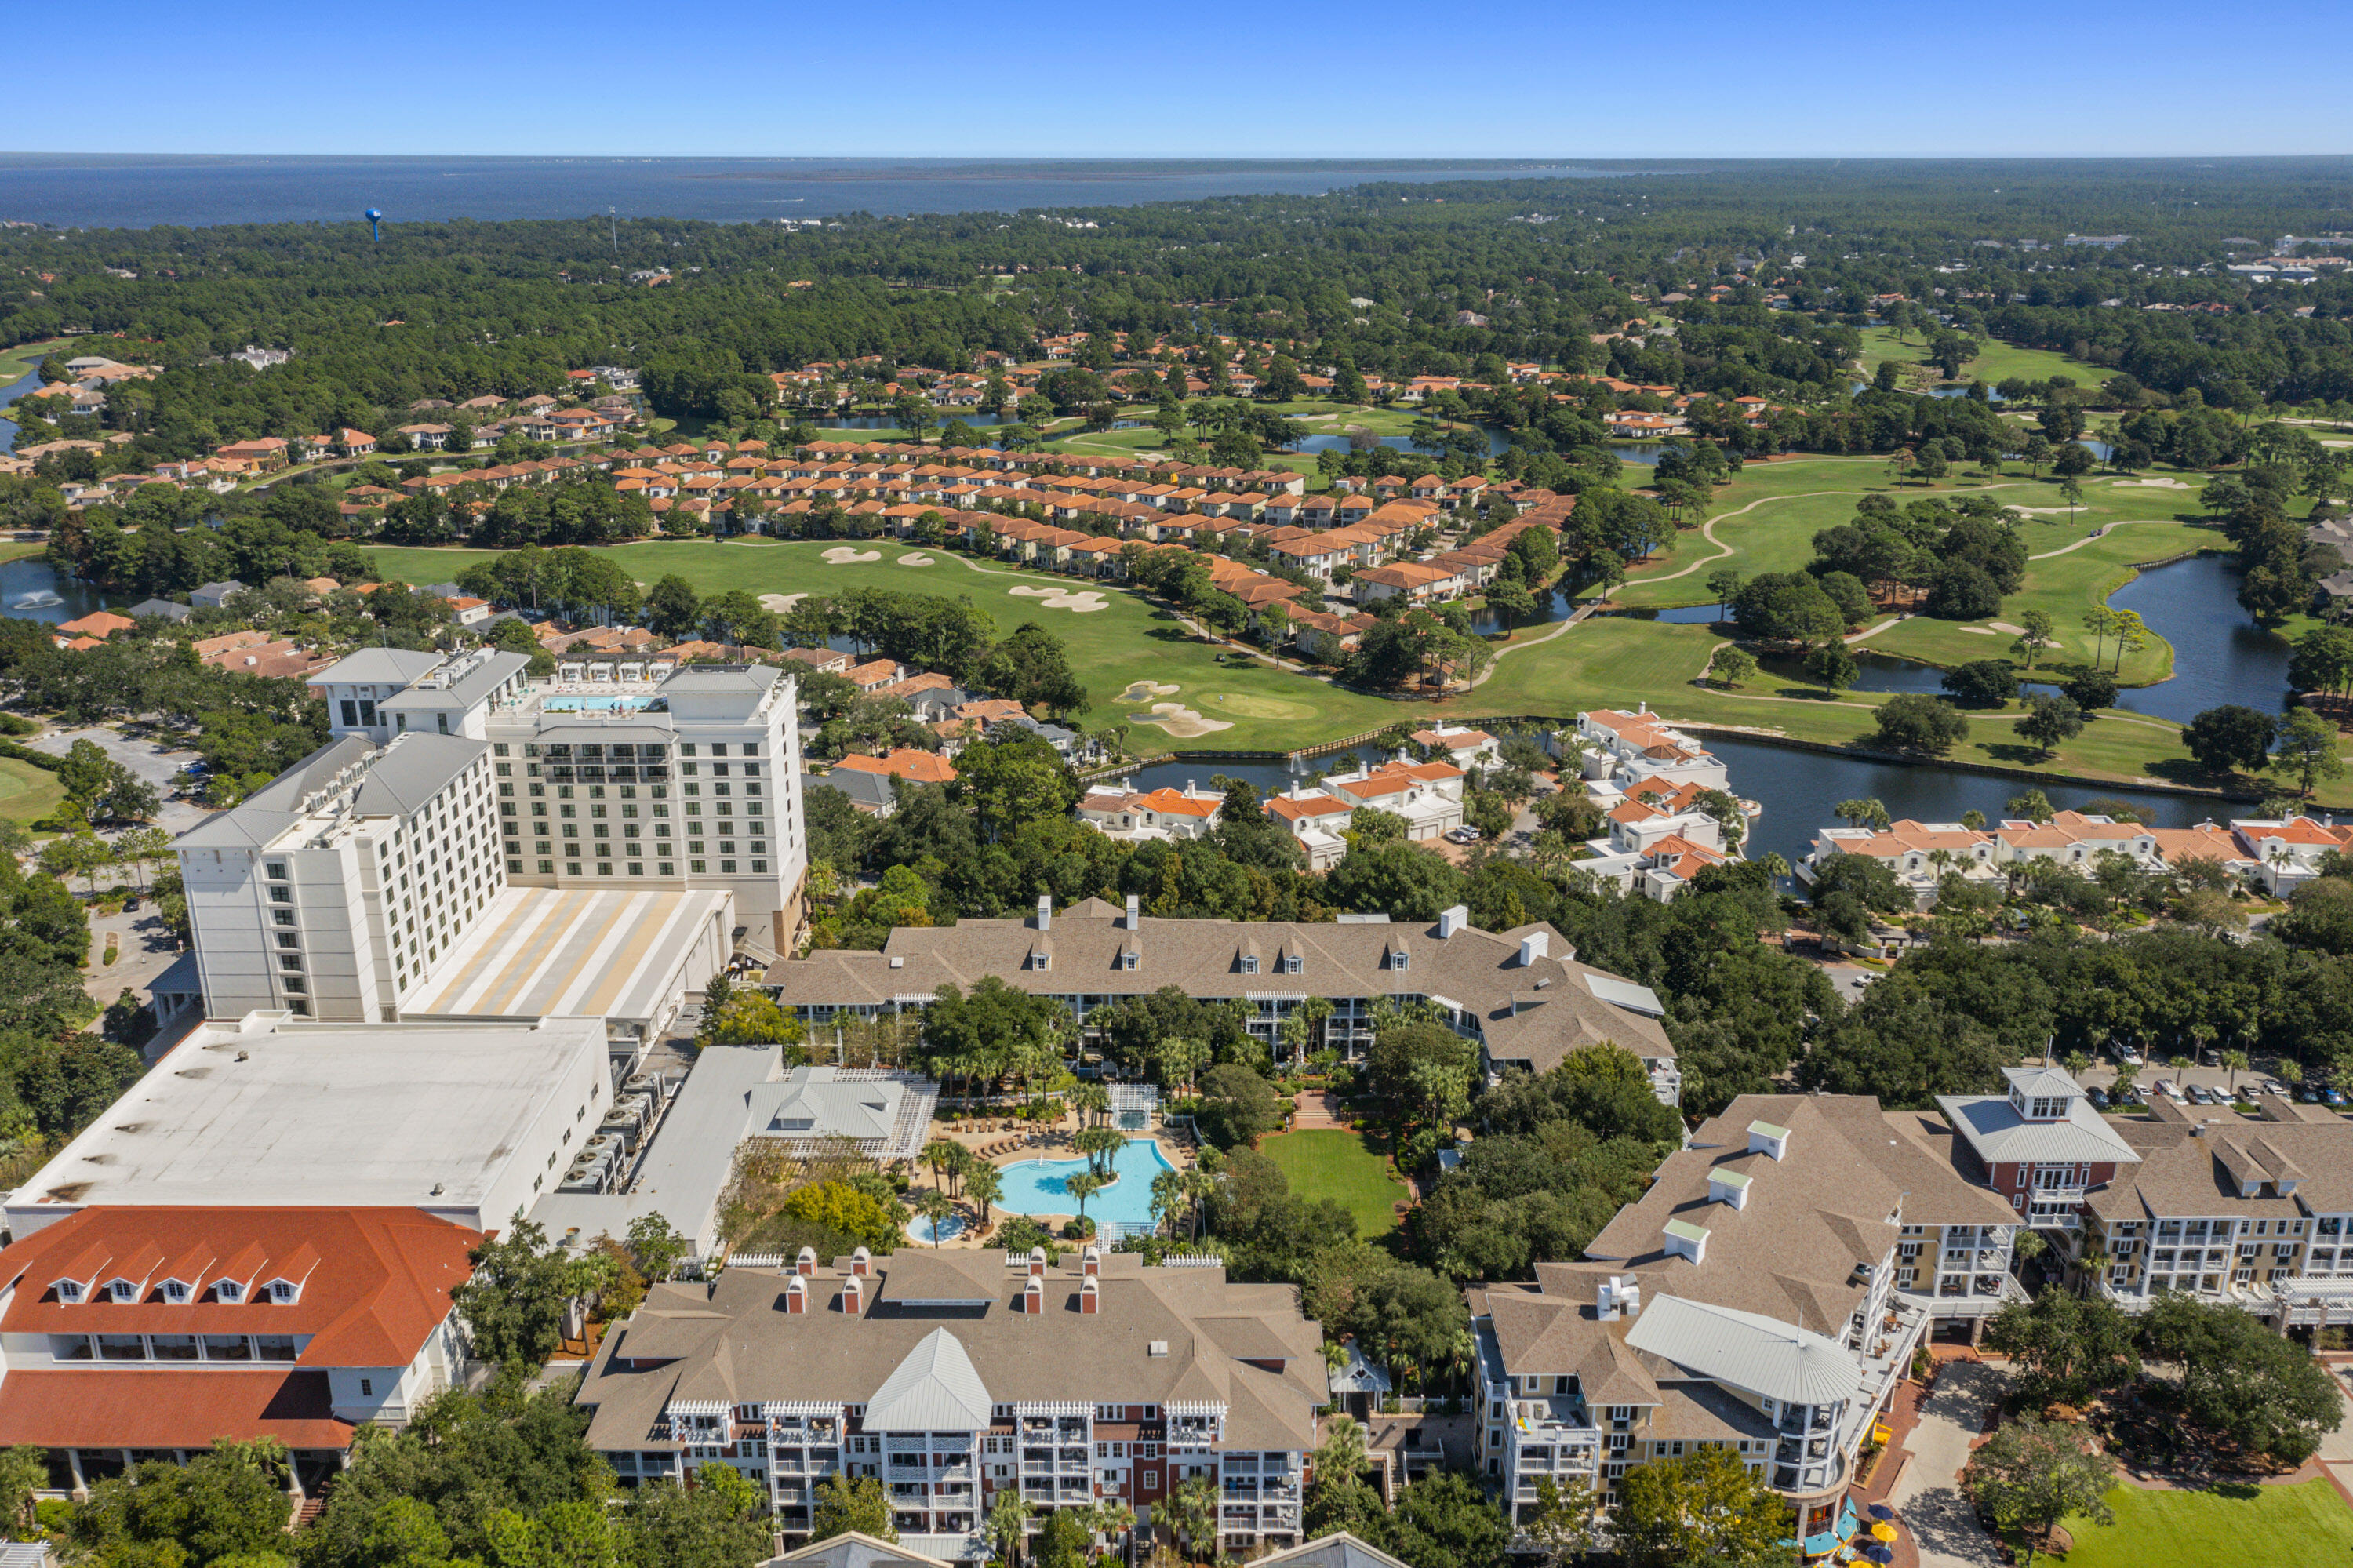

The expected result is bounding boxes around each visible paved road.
[1889,1359,2007,1568]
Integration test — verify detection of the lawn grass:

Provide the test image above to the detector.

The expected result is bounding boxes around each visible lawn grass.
[1857,327,2104,389]
[358,537,1402,755]
[0,754,64,828]
[1256,1130,1409,1237]
[2020,1479,2353,1568]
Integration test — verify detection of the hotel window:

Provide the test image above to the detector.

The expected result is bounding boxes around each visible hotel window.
[597,862,613,877]
[690,860,707,874]
[721,860,737,874]
[566,862,583,877]
[627,863,644,877]
[659,862,675,876]
[538,860,555,874]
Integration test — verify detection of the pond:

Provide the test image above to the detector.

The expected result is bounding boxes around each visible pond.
[1755,555,2290,729]
[820,413,1016,431]
[0,360,43,455]
[0,555,126,624]
[1294,426,1515,459]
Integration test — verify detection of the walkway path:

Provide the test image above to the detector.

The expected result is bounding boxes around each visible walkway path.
[1887,1359,2008,1568]
[2026,518,2191,559]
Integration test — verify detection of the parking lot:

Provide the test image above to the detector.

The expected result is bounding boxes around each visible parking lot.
[2069,1050,2348,1117]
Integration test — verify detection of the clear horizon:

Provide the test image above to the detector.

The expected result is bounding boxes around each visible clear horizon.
[17,0,2346,161]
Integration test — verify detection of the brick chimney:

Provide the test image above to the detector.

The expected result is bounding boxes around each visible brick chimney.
[850,1246,871,1275]
[1079,1278,1101,1315]
[785,1275,809,1314]
[795,1246,817,1276]
[1021,1276,1045,1315]
[1082,1244,1102,1279]
[842,1275,864,1315]
[1027,1246,1049,1278]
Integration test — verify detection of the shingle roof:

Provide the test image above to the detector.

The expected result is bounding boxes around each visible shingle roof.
[769,906,1671,1075]
[575,1250,1326,1456]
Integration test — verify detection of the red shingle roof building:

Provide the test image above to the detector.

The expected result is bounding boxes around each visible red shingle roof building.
[0,1206,482,1492]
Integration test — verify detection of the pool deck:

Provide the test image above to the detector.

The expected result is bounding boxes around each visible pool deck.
[902,1114,1197,1249]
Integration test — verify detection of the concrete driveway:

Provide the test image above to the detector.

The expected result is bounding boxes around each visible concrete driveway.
[1888,1359,2008,1568]
[82,905,183,1013]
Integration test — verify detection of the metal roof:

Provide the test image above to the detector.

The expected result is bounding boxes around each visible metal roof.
[307,648,446,688]
[1625,1293,1863,1407]
[863,1329,995,1432]
[1934,1093,2143,1167]
[379,650,529,712]
[2002,1065,2083,1098]
[173,735,376,849]
[1582,974,1665,1017]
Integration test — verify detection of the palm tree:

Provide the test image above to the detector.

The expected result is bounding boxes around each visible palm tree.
[915,1188,955,1248]
[965,1162,1003,1229]
[1065,1171,1104,1230]
[988,1483,1031,1567]
[1071,1080,1111,1129]
[1075,1126,1126,1180]
[1313,1414,1368,1485]
[2220,1048,2250,1097]
[2062,1050,2091,1080]
[1169,1475,1221,1563]
[1151,1169,1188,1239]
[943,1143,977,1199]
[921,1138,959,1194]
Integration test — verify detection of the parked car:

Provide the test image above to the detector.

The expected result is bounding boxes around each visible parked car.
[2089,1087,2111,1111]
[2262,1080,2290,1099]
[2111,1044,2144,1066]
[2118,1083,2147,1106]
[2155,1079,2181,1101]
[2301,1085,2328,1103]
[122,897,140,913]
[2190,1084,2222,1106]
[2329,1087,2348,1108]
[1445,826,1480,844]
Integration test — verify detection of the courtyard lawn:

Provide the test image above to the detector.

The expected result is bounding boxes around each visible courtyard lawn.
[2019,1479,2353,1568]
[358,537,1401,755]
[1256,1130,1409,1237]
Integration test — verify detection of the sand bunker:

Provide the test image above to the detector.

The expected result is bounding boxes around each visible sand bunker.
[2112,477,2191,489]
[897,553,936,566]
[1988,621,2028,636]
[1128,702,1231,738]
[1958,625,1998,636]
[1008,585,1109,613]
[2013,505,2084,516]
[822,547,882,564]
[758,592,807,613]
[1117,681,1180,703]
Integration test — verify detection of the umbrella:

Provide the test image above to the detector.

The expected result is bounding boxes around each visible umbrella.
[1868,1503,1900,1522]
[1860,1545,1896,1565]
[1871,1523,1900,1542]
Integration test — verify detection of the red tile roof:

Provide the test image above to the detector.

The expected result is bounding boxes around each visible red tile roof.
[0,1206,480,1366]
[0,1368,351,1450]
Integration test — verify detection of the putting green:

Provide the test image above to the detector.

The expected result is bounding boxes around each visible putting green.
[1202,693,1322,720]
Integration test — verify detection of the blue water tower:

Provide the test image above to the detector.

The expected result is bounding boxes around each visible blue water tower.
[365,209,383,242]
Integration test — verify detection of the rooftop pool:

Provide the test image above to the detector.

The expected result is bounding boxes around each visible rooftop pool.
[540,693,657,712]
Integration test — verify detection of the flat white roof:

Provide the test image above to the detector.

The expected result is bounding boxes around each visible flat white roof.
[5,1010,604,1223]
[403,885,730,1026]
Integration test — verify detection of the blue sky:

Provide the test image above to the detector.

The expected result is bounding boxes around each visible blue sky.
[12,0,2340,158]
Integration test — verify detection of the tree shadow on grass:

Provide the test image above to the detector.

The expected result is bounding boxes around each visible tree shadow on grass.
[1979,742,2057,766]
[2140,757,2251,791]
[2208,1481,2264,1501]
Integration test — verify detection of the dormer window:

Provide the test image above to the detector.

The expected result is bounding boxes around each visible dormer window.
[216,1281,243,1303]
[269,1279,300,1304]
[107,1280,139,1304]
[1283,955,1301,974]
[1121,952,1139,971]
[1030,953,1049,972]
[1241,955,1259,975]
[1390,951,1409,972]
[163,1282,189,1304]
[55,1281,82,1303]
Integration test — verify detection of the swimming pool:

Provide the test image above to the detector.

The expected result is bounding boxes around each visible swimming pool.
[907,1211,968,1245]
[541,694,654,712]
[995,1137,1176,1229]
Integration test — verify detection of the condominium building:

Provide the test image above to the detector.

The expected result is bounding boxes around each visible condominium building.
[0,1205,481,1498]
[1563,708,1732,795]
[1799,811,2253,908]
[769,896,1679,1104]
[573,1246,1323,1561]
[2084,1093,2353,1329]
[1470,1093,2020,1555]
[1257,758,1468,867]
[307,647,809,944]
